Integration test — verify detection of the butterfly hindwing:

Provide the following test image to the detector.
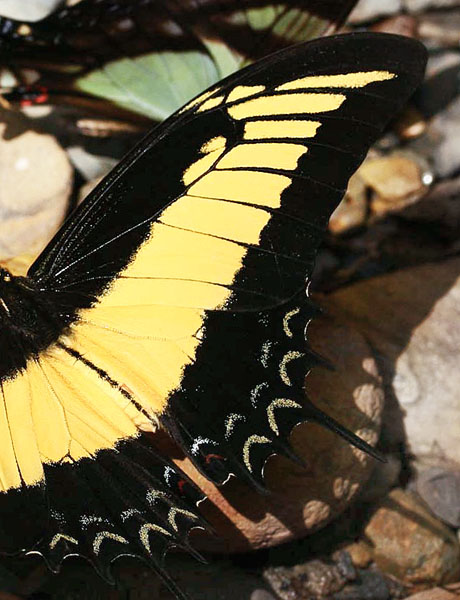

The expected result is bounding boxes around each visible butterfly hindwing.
[0,32,426,589]
[0,0,359,119]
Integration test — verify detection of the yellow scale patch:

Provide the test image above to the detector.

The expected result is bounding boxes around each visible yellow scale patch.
[0,68,396,491]
[244,120,321,140]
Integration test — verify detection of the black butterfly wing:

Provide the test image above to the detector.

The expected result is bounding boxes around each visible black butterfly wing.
[0,0,358,119]
[0,32,426,589]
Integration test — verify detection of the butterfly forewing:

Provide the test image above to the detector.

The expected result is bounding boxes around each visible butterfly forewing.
[0,33,426,590]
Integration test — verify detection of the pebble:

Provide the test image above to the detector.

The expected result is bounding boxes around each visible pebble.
[404,589,460,600]
[0,0,62,21]
[395,107,427,141]
[429,96,460,177]
[324,257,460,464]
[330,174,367,234]
[416,466,460,527]
[357,152,430,215]
[264,557,350,599]
[371,14,418,37]
[404,0,460,12]
[0,108,72,261]
[349,0,402,24]
[359,489,460,585]
[333,569,391,600]
[400,174,460,239]
[161,315,384,553]
[417,51,460,118]
[67,146,117,183]
[418,11,460,48]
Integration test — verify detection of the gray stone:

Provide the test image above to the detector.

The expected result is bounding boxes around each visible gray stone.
[416,466,460,527]
[333,570,391,600]
[349,0,402,23]
[324,258,460,464]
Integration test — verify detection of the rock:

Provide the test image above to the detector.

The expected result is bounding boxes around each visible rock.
[359,489,460,585]
[0,109,72,260]
[357,152,430,216]
[323,258,460,463]
[400,175,460,239]
[416,466,460,527]
[432,121,460,178]
[345,543,373,569]
[404,0,460,12]
[359,454,402,503]
[67,146,116,182]
[0,0,63,21]
[333,569,391,600]
[394,107,427,141]
[330,174,367,234]
[162,314,384,553]
[264,556,352,600]
[349,0,402,24]
[403,588,460,600]
[418,11,460,48]
[371,14,418,38]
[427,96,460,178]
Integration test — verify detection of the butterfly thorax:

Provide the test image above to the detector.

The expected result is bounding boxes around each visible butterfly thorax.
[0,268,67,377]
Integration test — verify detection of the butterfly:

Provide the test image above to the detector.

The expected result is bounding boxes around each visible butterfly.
[0,32,426,599]
[0,0,359,122]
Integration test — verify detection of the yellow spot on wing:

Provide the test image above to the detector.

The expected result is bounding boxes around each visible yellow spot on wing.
[227,85,266,103]
[179,88,218,114]
[197,95,224,112]
[182,147,225,186]
[201,136,226,154]
[188,170,291,208]
[217,142,307,171]
[244,120,321,140]
[160,195,271,244]
[276,71,396,91]
[228,93,345,120]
